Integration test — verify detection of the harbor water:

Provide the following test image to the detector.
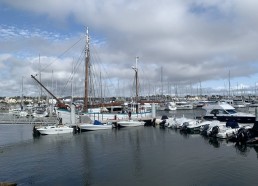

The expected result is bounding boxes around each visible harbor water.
[1,109,258,186]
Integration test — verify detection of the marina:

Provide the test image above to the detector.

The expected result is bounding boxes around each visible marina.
[2,1,258,185]
[1,109,258,185]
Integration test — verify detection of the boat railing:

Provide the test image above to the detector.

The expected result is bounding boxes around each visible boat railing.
[87,111,152,122]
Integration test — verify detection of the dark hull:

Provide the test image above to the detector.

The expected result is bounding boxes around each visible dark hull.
[203,115,255,123]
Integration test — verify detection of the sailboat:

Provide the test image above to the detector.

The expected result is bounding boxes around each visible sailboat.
[35,104,75,135]
[116,57,146,127]
[58,28,151,123]
[32,28,152,126]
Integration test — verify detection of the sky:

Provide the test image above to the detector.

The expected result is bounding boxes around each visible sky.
[1,0,258,98]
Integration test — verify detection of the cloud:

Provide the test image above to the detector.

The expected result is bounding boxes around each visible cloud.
[1,0,258,97]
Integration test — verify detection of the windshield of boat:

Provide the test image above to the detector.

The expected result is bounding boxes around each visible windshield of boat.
[226,109,237,114]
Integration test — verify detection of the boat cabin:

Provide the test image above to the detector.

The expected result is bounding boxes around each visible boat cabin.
[203,102,255,123]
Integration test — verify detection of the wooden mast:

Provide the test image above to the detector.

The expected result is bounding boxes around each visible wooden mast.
[132,57,139,113]
[83,27,90,112]
[135,56,139,106]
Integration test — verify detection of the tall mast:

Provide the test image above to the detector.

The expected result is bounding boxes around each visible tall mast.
[161,66,163,96]
[84,27,90,112]
[38,54,42,104]
[136,57,139,105]
[229,70,231,98]
[132,57,139,113]
[21,76,24,110]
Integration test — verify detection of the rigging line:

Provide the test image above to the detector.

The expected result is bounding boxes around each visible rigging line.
[139,65,149,96]
[90,44,116,95]
[59,47,85,95]
[90,45,109,97]
[40,36,84,72]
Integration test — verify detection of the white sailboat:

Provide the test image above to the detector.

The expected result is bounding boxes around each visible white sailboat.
[37,125,74,135]
[36,105,76,135]
[115,57,146,127]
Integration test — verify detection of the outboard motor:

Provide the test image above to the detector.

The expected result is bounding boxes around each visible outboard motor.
[208,126,219,137]
[152,118,156,127]
[159,119,166,128]
[229,127,253,143]
[180,122,189,131]
[237,128,251,143]
[200,124,210,136]
[160,115,169,128]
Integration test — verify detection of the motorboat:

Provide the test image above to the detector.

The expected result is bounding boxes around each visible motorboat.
[33,106,48,118]
[193,101,215,108]
[202,101,255,123]
[117,120,145,127]
[206,120,251,139]
[167,116,188,129]
[167,116,197,129]
[9,108,28,117]
[79,120,113,131]
[185,120,212,133]
[232,99,246,108]
[200,120,225,136]
[37,125,74,135]
[228,122,258,143]
[175,101,193,110]
[215,126,239,139]
[164,102,177,111]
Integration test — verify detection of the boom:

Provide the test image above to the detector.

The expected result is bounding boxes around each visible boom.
[31,75,68,109]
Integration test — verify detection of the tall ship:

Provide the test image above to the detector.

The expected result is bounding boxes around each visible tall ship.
[31,28,152,124]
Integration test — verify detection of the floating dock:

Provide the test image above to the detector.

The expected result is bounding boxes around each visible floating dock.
[0,113,58,125]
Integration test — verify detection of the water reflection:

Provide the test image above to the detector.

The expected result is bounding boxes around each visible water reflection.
[170,126,258,159]
[70,127,146,185]
[234,143,258,159]
[128,128,143,178]
[234,144,251,156]
[3,122,258,185]
[208,137,220,148]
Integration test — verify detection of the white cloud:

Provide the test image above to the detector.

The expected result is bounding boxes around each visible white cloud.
[1,0,258,97]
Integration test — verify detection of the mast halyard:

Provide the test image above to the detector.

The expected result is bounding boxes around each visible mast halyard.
[83,27,90,112]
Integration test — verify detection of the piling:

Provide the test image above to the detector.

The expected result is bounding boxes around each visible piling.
[253,107,258,131]
[71,104,76,125]
[151,103,156,118]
